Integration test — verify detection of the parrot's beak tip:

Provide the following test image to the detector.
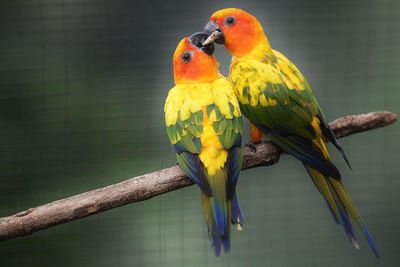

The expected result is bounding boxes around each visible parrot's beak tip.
[203,21,225,45]
[202,31,223,46]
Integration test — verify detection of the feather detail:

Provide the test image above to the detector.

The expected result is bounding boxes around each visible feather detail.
[231,191,244,230]
[165,76,243,256]
[229,35,378,256]
[201,177,231,256]
[305,166,379,258]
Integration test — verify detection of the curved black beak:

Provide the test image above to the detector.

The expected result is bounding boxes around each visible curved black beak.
[203,21,225,45]
[188,32,215,56]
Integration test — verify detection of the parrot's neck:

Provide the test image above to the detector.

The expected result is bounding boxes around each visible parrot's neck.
[174,65,219,84]
[231,34,274,63]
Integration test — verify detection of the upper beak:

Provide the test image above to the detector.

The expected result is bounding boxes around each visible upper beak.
[203,21,225,45]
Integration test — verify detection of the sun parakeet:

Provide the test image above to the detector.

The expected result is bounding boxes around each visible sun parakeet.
[202,8,379,257]
[164,32,243,256]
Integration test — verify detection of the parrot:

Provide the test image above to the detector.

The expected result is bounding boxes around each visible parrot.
[164,32,244,256]
[201,8,379,257]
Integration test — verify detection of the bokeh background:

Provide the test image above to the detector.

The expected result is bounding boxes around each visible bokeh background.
[0,0,399,266]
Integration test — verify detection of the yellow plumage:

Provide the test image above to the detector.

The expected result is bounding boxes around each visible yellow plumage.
[230,49,308,109]
[273,50,306,90]
[199,106,228,176]
[164,77,241,175]
[167,34,243,256]
[207,6,378,257]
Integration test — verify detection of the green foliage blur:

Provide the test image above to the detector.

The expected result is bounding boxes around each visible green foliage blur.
[0,0,399,266]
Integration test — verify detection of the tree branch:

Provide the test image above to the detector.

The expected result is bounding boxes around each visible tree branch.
[0,111,396,241]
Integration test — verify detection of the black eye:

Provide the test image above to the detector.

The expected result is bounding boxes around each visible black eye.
[182,51,193,63]
[224,16,236,26]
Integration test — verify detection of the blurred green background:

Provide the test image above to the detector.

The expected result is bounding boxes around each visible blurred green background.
[0,0,399,266]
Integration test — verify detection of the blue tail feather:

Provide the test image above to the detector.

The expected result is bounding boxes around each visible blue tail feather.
[221,235,231,253]
[361,224,380,258]
[231,192,244,226]
[336,197,359,248]
[209,222,222,256]
[305,165,379,257]
[324,198,340,224]
[208,205,231,256]
[212,196,227,235]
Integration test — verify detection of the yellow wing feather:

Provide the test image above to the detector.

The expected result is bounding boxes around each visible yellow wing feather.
[165,77,241,176]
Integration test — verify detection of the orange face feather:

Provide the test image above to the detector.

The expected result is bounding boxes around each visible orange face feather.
[209,8,267,57]
[173,37,219,84]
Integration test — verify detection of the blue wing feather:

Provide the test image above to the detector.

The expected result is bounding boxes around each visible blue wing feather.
[177,152,211,196]
[227,146,242,198]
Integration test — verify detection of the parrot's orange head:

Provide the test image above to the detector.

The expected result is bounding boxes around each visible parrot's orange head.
[204,8,267,57]
[173,32,218,84]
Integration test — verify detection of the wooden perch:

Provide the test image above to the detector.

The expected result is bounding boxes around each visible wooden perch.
[0,111,396,241]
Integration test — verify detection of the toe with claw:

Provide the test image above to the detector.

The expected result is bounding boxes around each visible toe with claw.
[245,141,257,153]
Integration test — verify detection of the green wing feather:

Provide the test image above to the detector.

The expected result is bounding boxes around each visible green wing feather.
[209,103,242,149]
[164,87,210,193]
[165,80,243,256]
[164,82,243,198]
[230,49,379,256]
[166,110,203,154]
[208,103,242,197]
[231,51,348,171]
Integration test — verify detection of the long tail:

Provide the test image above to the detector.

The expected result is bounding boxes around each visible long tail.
[231,191,244,230]
[305,166,380,258]
[201,168,230,256]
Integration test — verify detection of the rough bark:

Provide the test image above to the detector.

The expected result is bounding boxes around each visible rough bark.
[0,111,396,241]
